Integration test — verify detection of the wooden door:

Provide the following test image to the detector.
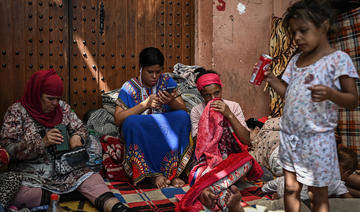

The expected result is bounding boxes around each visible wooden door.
[71,0,195,119]
[0,0,194,122]
[0,0,70,122]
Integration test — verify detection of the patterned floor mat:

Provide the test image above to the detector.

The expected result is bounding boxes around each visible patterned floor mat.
[108,181,190,211]
[60,181,190,212]
[59,180,269,211]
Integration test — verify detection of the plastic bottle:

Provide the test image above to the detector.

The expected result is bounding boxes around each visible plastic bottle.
[86,129,103,172]
[46,194,63,212]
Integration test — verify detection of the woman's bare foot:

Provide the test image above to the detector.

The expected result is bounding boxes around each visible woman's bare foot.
[152,175,170,189]
[171,177,185,187]
[227,185,244,212]
[199,187,217,209]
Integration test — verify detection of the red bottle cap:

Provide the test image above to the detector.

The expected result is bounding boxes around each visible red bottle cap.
[50,193,59,201]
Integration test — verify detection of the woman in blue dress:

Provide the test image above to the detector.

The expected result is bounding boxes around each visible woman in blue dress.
[114,47,192,188]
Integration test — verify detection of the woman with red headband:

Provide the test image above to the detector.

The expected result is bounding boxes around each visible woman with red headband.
[177,68,263,211]
[0,69,133,212]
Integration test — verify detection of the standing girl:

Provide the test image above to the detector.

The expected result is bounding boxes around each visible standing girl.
[264,0,358,211]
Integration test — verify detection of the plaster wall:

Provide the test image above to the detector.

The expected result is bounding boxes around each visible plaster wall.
[195,0,294,119]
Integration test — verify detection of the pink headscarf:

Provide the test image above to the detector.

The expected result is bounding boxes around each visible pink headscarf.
[19,69,63,128]
[196,73,223,91]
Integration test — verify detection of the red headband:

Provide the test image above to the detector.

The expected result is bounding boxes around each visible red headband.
[196,73,223,91]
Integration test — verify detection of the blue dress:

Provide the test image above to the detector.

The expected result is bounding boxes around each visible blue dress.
[117,73,192,185]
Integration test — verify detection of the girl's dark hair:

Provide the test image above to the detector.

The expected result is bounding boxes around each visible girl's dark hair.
[246,118,264,130]
[283,0,334,34]
[194,67,220,84]
[338,147,358,173]
[139,47,164,68]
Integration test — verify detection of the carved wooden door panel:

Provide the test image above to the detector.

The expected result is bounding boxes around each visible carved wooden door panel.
[0,0,70,122]
[0,0,194,121]
[71,0,194,119]
[98,0,194,88]
[69,0,100,119]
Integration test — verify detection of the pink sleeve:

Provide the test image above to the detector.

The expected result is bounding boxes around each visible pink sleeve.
[190,105,202,137]
[229,102,249,130]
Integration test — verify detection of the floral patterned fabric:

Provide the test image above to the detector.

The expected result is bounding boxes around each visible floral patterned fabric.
[249,117,282,176]
[281,51,358,135]
[0,101,93,193]
[209,160,253,210]
[279,50,359,187]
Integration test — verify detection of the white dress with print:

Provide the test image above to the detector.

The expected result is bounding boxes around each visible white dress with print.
[279,51,359,187]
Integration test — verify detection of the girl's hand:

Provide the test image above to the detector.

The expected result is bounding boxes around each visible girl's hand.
[252,62,275,83]
[308,85,332,102]
[43,128,63,147]
[158,90,175,105]
[143,94,161,109]
[210,100,232,118]
[263,69,277,83]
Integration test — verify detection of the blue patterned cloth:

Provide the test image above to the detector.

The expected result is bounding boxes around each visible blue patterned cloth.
[122,110,191,184]
[118,74,177,114]
[117,73,192,185]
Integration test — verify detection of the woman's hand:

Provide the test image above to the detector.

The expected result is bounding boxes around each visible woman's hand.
[210,100,232,118]
[69,135,83,149]
[143,94,161,109]
[157,90,175,105]
[43,128,63,147]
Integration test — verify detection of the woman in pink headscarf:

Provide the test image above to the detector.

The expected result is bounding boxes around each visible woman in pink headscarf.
[0,69,134,212]
[177,68,263,211]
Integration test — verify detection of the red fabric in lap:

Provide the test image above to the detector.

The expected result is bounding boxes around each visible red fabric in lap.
[176,153,263,212]
[178,99,263,211]
[100,136,130,182]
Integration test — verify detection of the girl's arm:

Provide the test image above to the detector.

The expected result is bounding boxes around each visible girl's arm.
[114,94,159,126]
[308,76,358,109]
[264,70,288,97]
